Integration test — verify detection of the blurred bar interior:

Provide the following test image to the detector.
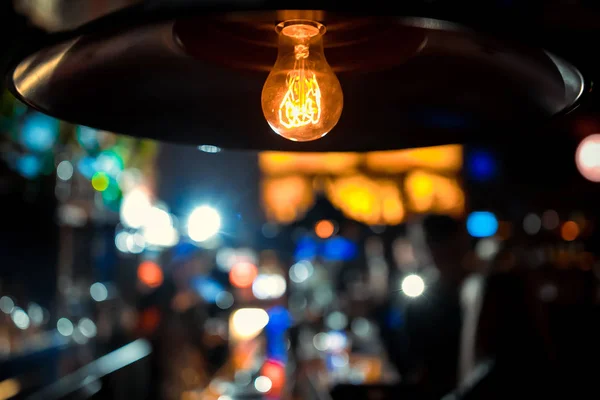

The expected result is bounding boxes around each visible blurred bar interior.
[1,1,600,400]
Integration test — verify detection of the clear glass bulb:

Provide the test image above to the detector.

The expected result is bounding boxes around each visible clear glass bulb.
[262,20,343,142]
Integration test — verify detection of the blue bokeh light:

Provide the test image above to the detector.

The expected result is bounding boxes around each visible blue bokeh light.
[17,154,42,178]
[467,150,497,181]
[322,237,357,261]
[192,277,224,303]
[20,113,58,153]
[95,150,124,178]
[77,156,97,179]
[266,306,292,335]
[467,211,499,238]
[76,126,100,150]
[294,235,318,261]
[265,306,292,363]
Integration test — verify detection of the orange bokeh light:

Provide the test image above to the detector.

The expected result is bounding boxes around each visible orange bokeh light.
[137,261,164,288]
[315,220,335,239]
[561,221,580,242]
[229,262,258,288]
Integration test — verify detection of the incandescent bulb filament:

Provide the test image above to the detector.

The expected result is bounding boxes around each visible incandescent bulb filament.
[279,44,322,130]
[262,20,343,142]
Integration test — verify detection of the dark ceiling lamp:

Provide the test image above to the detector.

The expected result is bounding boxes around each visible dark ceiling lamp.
[4,1,587,152]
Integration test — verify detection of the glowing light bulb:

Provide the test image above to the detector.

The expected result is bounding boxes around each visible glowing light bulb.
[262,20,343,142]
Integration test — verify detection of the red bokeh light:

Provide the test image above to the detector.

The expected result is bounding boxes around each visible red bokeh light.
[261,359,286,396]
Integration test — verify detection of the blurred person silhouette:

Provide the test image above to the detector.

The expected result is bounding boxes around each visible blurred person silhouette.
[403,214,470,398]
[451,236,594,399]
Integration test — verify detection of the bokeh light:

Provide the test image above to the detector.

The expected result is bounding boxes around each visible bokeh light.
[20,112,58,153]
[229,261,258,289]
[561,221,580,242]
[475,238,500,261]
[216,291,234,309]
[322,236,358,261]
[187,205,221,242]
[76,125,100,150]
[230,308,269,341]
[523,213,542,235]
[142,207,179,248]
[252,274,287,300]
[27,303,43,326]
[90,282,108,302]
[315,220,335,239]
[95,150,124,177]
[11,308,30,330]
[261,360,286,396]
[575,134,600,182]
[254,376,273,394]
[193,277,225,303]
[0,296,15,314]
[289,260,314,283]
[77,156,97,179]
[91,171,110,191]
[78,318,97,338]
[57,317,74,336]
[120,188,152,229]
[542,210,560,230]
[401,274,425,298]
[17,154,42,178]
[467,149,497,181]
[137,261,164,288]
[467,211,498,238]
[56,160,74,181]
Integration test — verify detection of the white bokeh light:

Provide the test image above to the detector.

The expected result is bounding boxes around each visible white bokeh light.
[576,134,600,182]
[120,188,152,228]
[475,238,500,261]
[252,274,287,300]
[216,291,234,310]
[115,231,130,253]
[0,296,15,314]
[254,376,272,393]
[523,213,542,235]
[325,311,348,331]
[187,206,221,242]
[90,282,108,302]
[126,233,145,254]
[27,303,44,326]
[56,160,74,181]
[230,308,269,341]
[11,308,30,330]
[78,318,97,338]
[142,207,179,247]
[57,317,74,336]
[401,274,425,298]
[289,260,314,283]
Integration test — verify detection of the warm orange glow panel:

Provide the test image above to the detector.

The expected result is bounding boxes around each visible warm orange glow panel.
[259,145,463,225]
